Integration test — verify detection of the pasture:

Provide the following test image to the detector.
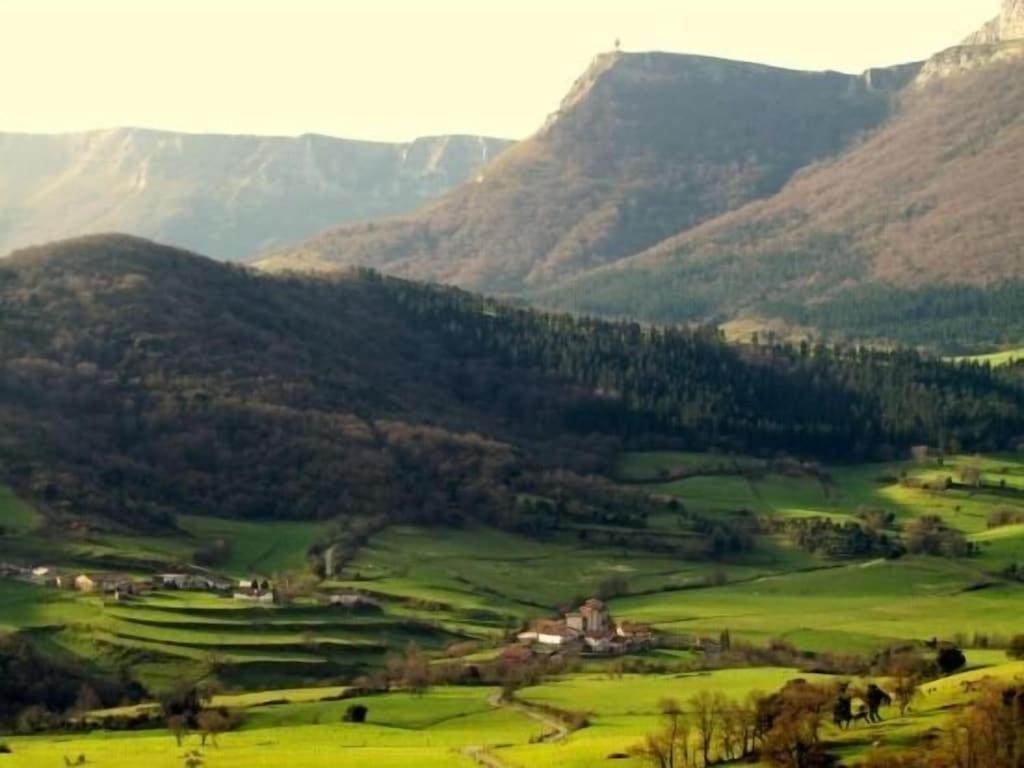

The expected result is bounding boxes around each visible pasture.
[2,686,540,768]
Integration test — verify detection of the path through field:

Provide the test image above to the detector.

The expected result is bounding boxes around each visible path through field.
[489,692,570,743]
[463,692,572,767]
[463,745,508,768]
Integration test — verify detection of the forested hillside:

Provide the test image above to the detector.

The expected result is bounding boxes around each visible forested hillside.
[2,236,1022,533]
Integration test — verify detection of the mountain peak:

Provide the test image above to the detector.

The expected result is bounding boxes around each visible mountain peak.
[964,0,1024,44]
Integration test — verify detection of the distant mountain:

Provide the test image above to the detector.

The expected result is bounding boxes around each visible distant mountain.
[546,36,1024,351]
[3,236,1021,533]
[0,128,511,260]
[256,52,916,292]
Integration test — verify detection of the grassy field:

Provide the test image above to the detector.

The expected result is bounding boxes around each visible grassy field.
[955,347,1024,366]
[618,452,1024,528]
[613,556,1024,652]
[8,657,1018,768]
[3,686,540,768]
[0,485,42,535]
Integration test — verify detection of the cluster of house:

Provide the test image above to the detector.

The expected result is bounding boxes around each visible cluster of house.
[0,564,144,599]
[2,563,378,611]
[233,578,276,604]
[154,573,234,592]
[516,598,653,655]
[0,563,269,602]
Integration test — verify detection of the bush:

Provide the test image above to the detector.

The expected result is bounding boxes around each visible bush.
[0,742,11,753]
[342,705,368,724]
[937,646,967,675]
[988,507,1024,529]
[1007,634,1024,660]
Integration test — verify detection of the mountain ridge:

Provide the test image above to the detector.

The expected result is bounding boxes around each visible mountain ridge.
[0,127,512,261]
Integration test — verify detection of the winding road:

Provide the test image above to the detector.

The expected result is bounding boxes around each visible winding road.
[461,693,572,768]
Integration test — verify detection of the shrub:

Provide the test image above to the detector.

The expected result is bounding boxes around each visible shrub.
[343,705,368,724]
[988,506,1024,529]
[1007,634,1024,660]
[0,742,11,753]
[937,646,966,675]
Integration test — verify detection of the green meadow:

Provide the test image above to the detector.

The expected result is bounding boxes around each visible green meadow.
[6,656,1020,768]
[954,346,1024,367]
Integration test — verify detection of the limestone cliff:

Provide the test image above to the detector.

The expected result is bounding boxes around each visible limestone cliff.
[963,0,1024,44]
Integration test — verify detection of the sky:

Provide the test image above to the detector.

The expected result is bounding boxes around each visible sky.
[0,0,997,142]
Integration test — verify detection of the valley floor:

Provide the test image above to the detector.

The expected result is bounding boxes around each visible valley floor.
[3,452,1024,765]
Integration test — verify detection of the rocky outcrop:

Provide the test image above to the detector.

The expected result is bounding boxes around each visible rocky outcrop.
[916,39,1024,84]
[964,0,1024,44]
[916,1,1024,85]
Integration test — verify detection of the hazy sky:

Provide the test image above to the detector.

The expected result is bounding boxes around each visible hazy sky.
[0,0,997,141]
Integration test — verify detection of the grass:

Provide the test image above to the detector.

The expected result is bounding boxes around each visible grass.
[0,581,98,631]
[620,451,1024,527]
[520,668,828,717]
[176,515,326,577]
[0,485,42,535]
[612,556,1024,652]
[4,686,538,768]
[328,524,720,616]
[954,347,1024,367]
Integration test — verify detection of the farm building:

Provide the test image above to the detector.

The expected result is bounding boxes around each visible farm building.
[154,573,232,591]
[517,598,653,655]
[74,574,96,592]
[233,579,275,603]
[73,573,140,596]
[233,589,274,604]
[327,593,380,610]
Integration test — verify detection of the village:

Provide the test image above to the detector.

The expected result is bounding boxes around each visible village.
[1,559,725,660]
[515,598,654,656]
[0,561,379,610]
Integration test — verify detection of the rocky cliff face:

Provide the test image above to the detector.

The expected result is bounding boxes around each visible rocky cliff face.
[0,128,511,260]
[964,0,1024,44]
[915,1,1024,85]
[916,39,1024,85]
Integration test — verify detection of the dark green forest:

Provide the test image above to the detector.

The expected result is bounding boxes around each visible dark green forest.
[765,282,1024,352]
[537,236,1024,353]
[0,236,1021,533]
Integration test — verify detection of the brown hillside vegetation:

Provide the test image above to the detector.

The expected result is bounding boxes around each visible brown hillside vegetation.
[630,47,1024,287]
[541,46,1024,348]
[257,52,911,293]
